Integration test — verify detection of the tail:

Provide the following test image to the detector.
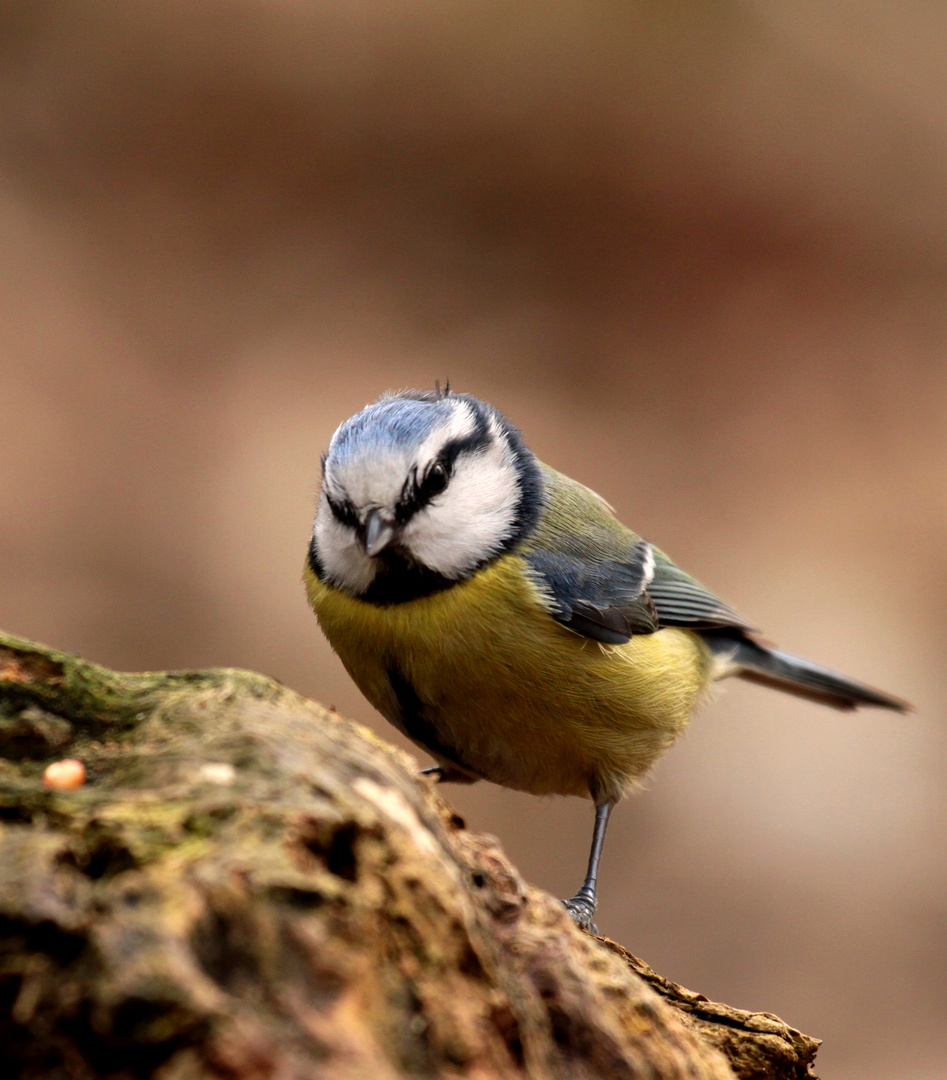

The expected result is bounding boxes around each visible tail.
[705,633,911,713]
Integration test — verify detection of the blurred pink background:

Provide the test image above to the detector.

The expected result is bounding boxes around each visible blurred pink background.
[1,2,945,1076]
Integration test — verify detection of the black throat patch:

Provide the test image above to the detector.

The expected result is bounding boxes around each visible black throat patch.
[362,548,457,605]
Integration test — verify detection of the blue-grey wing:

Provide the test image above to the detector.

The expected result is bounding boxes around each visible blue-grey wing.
[525,543,750,645]
[525,540,659,644]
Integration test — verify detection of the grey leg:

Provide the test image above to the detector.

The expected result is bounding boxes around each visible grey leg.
[562,800,613,933]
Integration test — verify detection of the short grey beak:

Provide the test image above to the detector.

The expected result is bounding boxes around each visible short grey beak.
[361,508,397,557]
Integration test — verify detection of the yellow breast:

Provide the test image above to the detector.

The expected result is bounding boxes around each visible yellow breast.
[305,554,711,801]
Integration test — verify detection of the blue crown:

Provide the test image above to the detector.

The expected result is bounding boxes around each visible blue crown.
[329,397,456,464]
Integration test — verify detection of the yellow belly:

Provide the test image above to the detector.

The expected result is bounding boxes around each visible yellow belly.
[305,554,711,801]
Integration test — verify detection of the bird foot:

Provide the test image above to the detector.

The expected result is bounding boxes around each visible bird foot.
[418,765,478,785]
[562,896,599,934]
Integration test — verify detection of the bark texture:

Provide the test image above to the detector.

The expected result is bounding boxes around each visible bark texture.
[0,630,819,1080]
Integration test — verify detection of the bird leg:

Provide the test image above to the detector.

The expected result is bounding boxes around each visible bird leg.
[562,800,613,933]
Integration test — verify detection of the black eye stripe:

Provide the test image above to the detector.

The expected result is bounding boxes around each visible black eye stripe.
[393,404,494,523]
[324,398,517,539]
[440,418,491,467]
[396,460,450,522]
[326,493,358,529]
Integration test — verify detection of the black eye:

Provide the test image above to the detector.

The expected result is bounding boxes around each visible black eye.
[419,460,449,500]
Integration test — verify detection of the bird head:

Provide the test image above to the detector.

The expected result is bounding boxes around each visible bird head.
[310,389,543,601]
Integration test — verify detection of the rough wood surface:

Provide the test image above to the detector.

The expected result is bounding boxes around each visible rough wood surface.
[0,630,820,1079]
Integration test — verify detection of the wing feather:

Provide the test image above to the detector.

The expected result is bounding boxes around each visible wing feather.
[646,556,751,630]
[525,543,658,644]
[523,465,751,644]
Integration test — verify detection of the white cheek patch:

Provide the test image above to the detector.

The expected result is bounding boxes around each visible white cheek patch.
[314,497,377,594]
[401,431,521,578]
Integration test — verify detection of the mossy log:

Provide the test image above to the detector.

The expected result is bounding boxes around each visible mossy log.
[0,630,819,1079]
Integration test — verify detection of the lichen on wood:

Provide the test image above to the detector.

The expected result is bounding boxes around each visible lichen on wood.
[0,630,819,1079]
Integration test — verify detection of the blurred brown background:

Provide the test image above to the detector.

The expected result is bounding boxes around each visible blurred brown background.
[1,1,945,1075]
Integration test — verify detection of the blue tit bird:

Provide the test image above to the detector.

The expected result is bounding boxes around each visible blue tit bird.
[304,387,910,930]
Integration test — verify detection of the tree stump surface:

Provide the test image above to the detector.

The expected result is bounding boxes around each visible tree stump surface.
[0,630,820,1079]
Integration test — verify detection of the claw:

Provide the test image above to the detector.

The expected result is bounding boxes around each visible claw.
[562,895,599,934]
[418,764,478,785]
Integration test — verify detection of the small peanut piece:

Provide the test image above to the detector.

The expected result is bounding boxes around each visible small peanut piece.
[43,758,86,790]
